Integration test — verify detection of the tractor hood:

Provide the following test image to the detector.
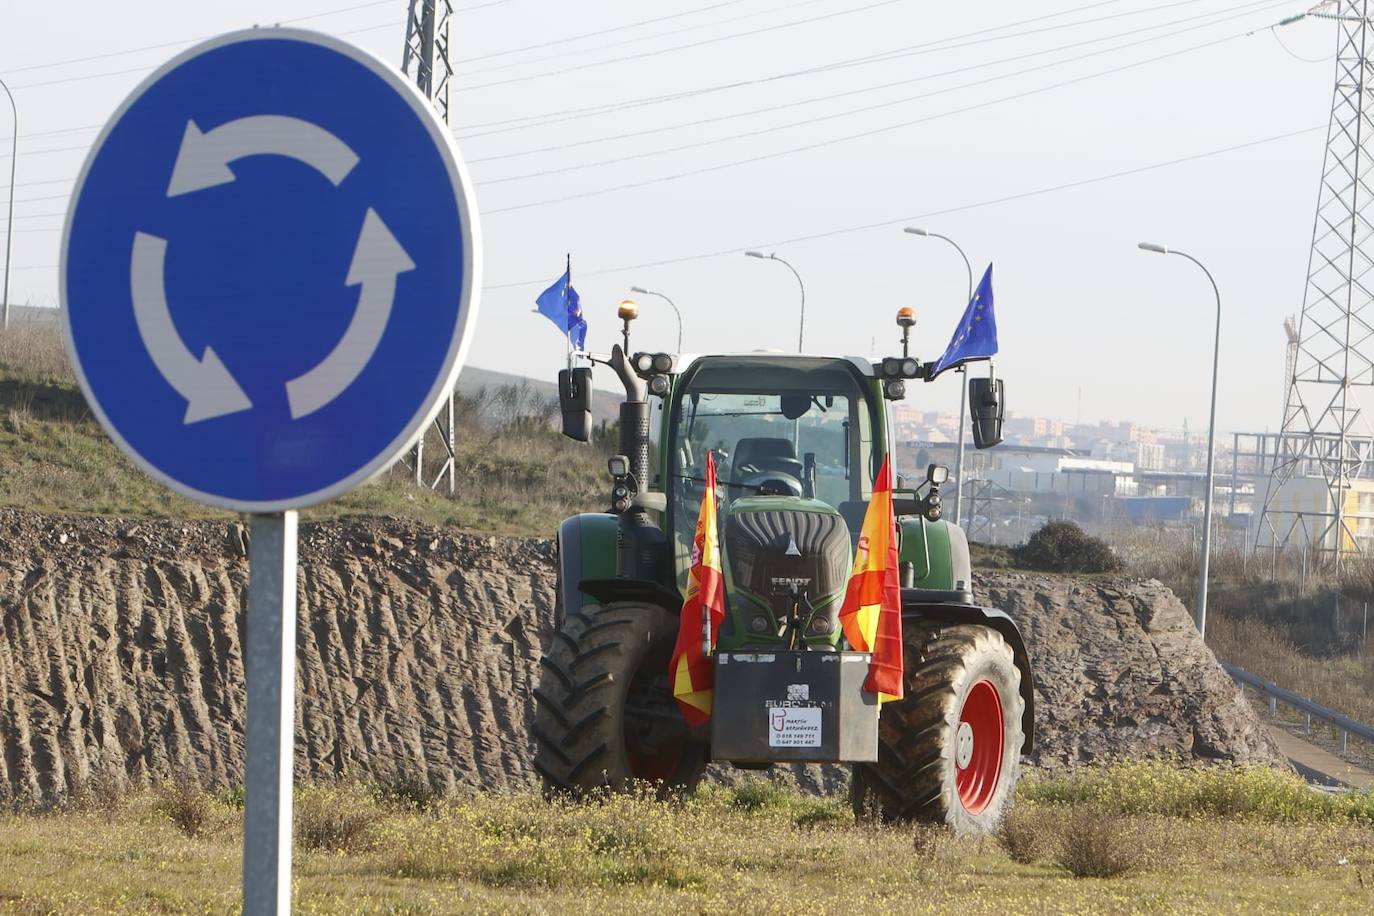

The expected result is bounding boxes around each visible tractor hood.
[716,496,852,652]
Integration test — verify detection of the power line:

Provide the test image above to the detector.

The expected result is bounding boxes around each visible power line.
[0,1,1297,219]
[0,192,73,208]
[460,0,845,75]
[482,14,1285,213]
[2,0,508,77]
[452,0,1240,136]
[461,0,757,64]
[462,0,907,91]
[1269,23,1334,61]
[5,127,1327,281]
[483,123,1325,290]
[0,143,90,162]
[468,0,1284,167]
[1,2,1245,171]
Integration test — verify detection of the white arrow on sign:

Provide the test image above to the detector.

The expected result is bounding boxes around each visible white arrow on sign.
[166,116,359,197]
[285,209,415,419]
[130,231,254,424]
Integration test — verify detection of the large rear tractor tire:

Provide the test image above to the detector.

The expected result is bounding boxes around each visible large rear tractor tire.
[851,622,1024,835]
[533,600,707,797]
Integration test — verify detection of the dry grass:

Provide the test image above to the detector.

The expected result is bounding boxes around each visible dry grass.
[0,319,72,385]
[1208,613,1374,729]
[152,776,216,838]
[995,803,1056,864]
[1,768,1373,913]
[1112,524,1374,761]
[0,322,611,535]
[295,784,380,852]
[1053,804,1142,878]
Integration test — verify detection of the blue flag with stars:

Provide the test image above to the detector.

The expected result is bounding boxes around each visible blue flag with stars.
[535,256,587,350]
[929,264,997,379]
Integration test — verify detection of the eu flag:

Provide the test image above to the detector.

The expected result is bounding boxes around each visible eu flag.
[929,264,997,379]
[535,256,587,350]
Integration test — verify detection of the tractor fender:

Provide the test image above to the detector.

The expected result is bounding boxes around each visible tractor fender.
[898,517,973,592]
[555,513,618,616]
[556,513,681,616]
[901,594,1035,754]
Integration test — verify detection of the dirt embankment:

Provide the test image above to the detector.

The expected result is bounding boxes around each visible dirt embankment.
[0,509,1279,803]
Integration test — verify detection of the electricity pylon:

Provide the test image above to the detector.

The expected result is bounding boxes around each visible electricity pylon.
[401,0,457,492]
[1257,0,1374,565]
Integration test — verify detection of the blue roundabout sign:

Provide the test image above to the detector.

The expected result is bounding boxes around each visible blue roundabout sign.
[61,28,480,511]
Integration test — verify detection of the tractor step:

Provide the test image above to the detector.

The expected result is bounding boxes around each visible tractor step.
[709,650,879,764]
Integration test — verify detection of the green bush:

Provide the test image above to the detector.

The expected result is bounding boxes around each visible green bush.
[1015,520,1122,574]
[729,780,790,812]
[1021,759,1374,823]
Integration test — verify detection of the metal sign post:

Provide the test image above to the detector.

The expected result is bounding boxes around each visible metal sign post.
[58,29,480,915]
[243,512,297,914]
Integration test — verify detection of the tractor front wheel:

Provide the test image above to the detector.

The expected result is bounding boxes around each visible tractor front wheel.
[533,600,707,797]
[851,622,1024,835]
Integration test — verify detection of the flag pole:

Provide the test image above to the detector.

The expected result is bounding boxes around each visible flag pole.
[564,253,573,370]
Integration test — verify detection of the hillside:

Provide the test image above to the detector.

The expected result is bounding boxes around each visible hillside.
[0,508,1278,804]
[0,322,610,534]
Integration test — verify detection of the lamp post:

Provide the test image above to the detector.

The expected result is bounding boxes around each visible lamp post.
[629,285,683,352]
[1138,241,1221,638]
[1,75,16,331]
[905,227,974,527]
[744,250,805,352]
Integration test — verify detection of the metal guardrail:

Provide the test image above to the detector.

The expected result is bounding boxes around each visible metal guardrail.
[1221,660,1374,755]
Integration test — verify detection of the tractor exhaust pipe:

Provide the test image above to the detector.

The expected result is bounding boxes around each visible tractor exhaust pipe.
[607,344,650,494]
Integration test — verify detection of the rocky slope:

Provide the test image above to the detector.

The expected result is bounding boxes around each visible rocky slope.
[0,509,1279,803]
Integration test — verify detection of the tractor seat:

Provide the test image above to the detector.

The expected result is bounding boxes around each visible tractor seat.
[732,437,801,478]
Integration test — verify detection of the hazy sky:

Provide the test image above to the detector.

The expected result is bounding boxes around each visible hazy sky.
[0,0,1347,433]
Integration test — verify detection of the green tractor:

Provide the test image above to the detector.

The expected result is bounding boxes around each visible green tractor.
[534,304,1033,834]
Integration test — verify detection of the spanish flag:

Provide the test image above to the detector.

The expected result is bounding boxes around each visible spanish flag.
[669,451,727,725]
[837,455,904,702]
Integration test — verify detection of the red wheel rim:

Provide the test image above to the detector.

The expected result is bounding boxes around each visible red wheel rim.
[955,679,1005,815]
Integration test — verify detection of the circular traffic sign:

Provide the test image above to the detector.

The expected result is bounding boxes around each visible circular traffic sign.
[61,28,480,512]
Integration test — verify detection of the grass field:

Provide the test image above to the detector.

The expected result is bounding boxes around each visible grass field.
[1,763,1372,914]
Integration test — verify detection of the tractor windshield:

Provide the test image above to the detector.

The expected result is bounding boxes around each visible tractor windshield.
[668,356,881,583]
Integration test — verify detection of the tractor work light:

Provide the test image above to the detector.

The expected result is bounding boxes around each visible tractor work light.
[882,356,920,379]
[608,455,630,478]
[651,352,673,373]
[632,351,654,373]
[648,374,671,397]
[883,378,906,400]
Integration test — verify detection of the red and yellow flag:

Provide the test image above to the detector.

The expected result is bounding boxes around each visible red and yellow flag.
[669,451,727,725]
[837,455,904,702]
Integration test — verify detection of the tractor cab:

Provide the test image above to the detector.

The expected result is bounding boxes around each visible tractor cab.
[667,355,885,652]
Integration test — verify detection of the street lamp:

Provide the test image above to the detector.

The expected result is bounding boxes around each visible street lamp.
[744,250,805,352]
[629,285,683,353]
[1,74,16,331]
[904,227,974,527]
[1138,241,1221,638]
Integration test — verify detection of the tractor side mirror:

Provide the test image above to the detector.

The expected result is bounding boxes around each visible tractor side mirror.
[559,367,593,442]
[969,377,1004,449]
